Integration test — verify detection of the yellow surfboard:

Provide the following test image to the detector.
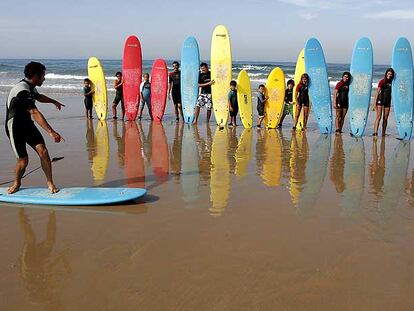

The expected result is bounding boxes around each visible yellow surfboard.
[265,67,285,129]
[293,49,311,130]
[237,70,253,128]
[209,127,230,216]
[235,128,253,177]
[211,25,232,127]
[92,120,109,184]
[88,57,107,120]
[261,130,282,186]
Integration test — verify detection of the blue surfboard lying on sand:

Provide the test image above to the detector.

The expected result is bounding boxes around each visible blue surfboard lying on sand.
[304,38,332,134]
[392,37,414,140]
[181,36,200,124]
[0,187,146,206]
[349,37,373,137]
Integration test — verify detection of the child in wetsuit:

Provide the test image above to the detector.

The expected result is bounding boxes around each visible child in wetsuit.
[279,79,295,128]
[83,78,94,119]
[228,80,238,127]
[333,71,351,133]
[372,68,394,137]
[257,84,268,128]
[138,73,152,120]
[293,73,310,130]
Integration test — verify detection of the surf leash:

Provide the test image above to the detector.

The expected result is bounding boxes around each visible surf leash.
[0,157,64,186]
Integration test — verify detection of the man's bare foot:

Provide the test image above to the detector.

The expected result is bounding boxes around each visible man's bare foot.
[7,182,21,194]
[47,182,59,194]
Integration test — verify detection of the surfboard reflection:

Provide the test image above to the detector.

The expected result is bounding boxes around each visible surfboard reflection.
[235,128,253,178]
[151,122,169,184]
[288,131,309,206]
[261,129,282,187]
[91,121,109,184]
[125,121,145,188]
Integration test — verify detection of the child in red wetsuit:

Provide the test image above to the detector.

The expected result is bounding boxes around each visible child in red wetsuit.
[372,68,394,137]
[333,72,351,133]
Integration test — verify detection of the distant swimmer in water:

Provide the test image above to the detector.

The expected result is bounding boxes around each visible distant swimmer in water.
[372,68,394,137]
[138,73,152,120]
[5,62,65,194]
[168,61,183,122]
[333,72,351,133]
[112,71,124,120]
[278,79,295,128]
[293,73,310,130]
[193,63,215,125]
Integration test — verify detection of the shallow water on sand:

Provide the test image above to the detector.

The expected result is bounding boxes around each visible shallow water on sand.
[1,97,414,310]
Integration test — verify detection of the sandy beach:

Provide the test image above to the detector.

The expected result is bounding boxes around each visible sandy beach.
[1,92,414,310]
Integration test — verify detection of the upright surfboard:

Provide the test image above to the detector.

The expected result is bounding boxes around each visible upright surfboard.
[91,121,109,184]
[293,49,311,130]
[122,35,142,121]
[0,187,146,206]
[392,37,414,140]
[265,67,285,128]
[181,37,200,124]
[87,57,107,120]
[305,38,332,134]
[211,25,232,127]
[349,37,373,137]
[150,59,168,122]
[237,70,253,128]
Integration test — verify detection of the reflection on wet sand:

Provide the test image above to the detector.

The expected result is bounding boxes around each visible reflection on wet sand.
[261,129,282,186]
[289,131,309,206]
[210,128,230,216]
[342,137,365,214]
[91,121,109,184]
[297,134,331,209]
[151,122,169,184]
[235,128,253,178]
[228,127,239,174]
[194,124,213,184]
[330,134,346,193]
[85,118,96,162]
[170,122,183,180]
[18,209,70,311]
[181,124,200,203]
[112,120,126,168]
[125,122,145,188]
[378,141,410,224]
[369,137,386,199]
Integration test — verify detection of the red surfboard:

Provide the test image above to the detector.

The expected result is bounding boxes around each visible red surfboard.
[150,59,168,122]
[151,122,169,184]
[125,122,145,188]
[122,35,142,121]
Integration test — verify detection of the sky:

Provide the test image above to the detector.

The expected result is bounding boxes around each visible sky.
[1,0,413,64]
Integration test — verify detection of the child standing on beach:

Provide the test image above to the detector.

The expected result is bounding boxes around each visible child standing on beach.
[138,73,152,120]
[279,79,295,128]
[168,61,183,122]
[372,68,394,137]
[83,78,94,119]
[193,63,215,124]
[112,72,124,120]
[333,72,351,133]
[257,84,268,128]
[293,73,310,130]
[228,80,238,127]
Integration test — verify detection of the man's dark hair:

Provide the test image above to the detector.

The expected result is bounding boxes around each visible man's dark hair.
[24,62,46,79]
[259,84,265,88]
[172,61,180,67]
[200,62,208,68]
[115,71,122,76]
[230,80,237,86]
[84,78,91,83]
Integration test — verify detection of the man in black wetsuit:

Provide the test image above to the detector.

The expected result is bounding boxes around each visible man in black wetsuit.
[5,62,65,194]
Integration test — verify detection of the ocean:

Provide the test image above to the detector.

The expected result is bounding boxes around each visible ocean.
[0,59,392,96]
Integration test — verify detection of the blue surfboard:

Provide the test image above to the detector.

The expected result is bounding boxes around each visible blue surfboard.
[349,37,373,137]
[304,38,332,134]
[392,37,414,140]
[0,187,146,206]
[181,37,200,124]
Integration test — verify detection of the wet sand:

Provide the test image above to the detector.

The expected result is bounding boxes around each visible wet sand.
[1,96,414,310]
